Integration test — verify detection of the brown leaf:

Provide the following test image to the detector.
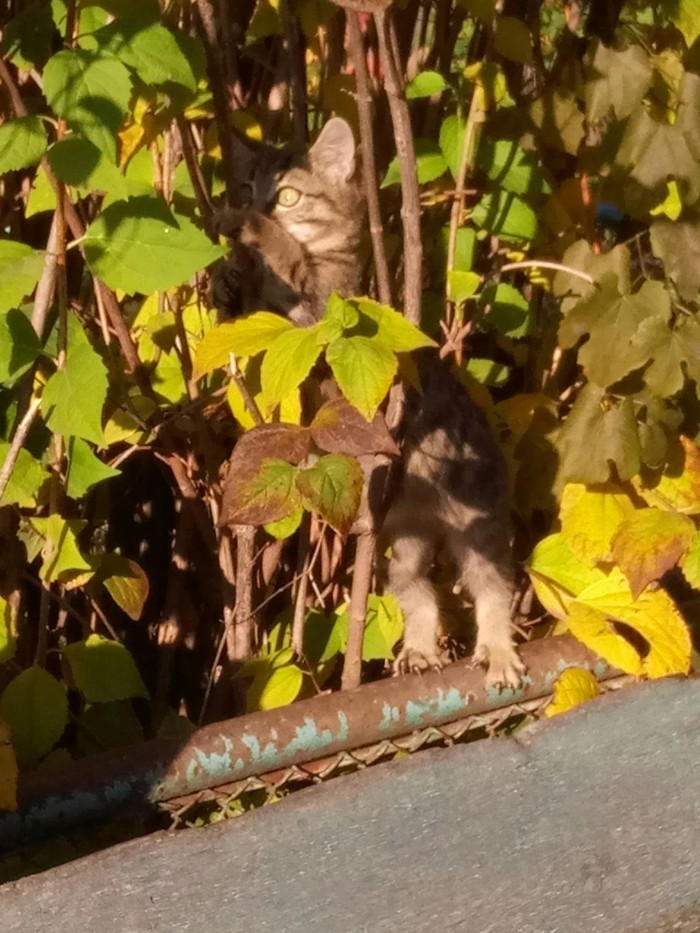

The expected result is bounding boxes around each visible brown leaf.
[220,458,302,527]
[610,507,695,599]
[310,398,399,457]
[227,423,312,476]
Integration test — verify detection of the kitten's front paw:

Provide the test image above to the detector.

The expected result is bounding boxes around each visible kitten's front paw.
[393,645,445,676]
[472,642,526,691]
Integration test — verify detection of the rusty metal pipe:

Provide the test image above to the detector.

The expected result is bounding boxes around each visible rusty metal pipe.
[1,635,615,848]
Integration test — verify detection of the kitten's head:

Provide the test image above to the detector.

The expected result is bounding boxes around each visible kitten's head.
[243,118,362,253]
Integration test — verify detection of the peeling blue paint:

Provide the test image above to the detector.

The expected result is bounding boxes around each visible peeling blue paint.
[405,688,466,727]
[379,703,400,732]
[285,714,348,757]
[242,733,280,770]
[186,737,234,783]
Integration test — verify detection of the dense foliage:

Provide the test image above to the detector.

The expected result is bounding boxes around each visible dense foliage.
[1,0,699,809]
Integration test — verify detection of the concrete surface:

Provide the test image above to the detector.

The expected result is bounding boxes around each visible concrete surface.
[2,677,700,932]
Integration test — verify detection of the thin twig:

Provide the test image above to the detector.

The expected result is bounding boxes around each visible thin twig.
[374,7,423,325]
[346,10,392,305]
[341,531,375,690]
[499,260,595,284]
[281,0,308,146]
[0,399,41,502]
[292,514,311,654]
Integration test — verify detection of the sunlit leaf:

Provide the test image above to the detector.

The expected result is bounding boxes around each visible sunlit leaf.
[0,115,47,172]
[63,634,149,701]
[193,313,295,379]
[559,483,636,564]
[326,336,397,421]
[0,242,45,312]
[220,458,301,527]
[296,454,363,534]
[632,436,700,514]
[610,508,695,598]
[545,666,601,718]
[66,438,120,499]
[564,604,644,676]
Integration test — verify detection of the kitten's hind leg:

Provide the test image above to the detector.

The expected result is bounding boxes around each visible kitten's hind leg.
[384,533,445,674]
[452,524,525,691]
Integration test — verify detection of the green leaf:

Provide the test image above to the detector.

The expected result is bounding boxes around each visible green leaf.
[626,314,700,398]
[260,326,322,411]
[448,270,481,306]
[615,106,700,218]
[381,139,447,188]
[529,90,585,156]
[89,20,200,92]
[363,593,404,661]
[0,241,45,312]
[47,137,127,198]
[296,454,363,534]
[256,662,304,711]
[84,196,226,295]
[0,596,17,664]
[0,444,47,507]
[556,384,641,486]
[2,0,56,71]
[471,191,537,242]
[31,515,94,588]
[584,41,652,123]
[465,357,510,387]
[527,532,609,619]
[65,438,120,499]
[405,70,450,99]
[76,701,144,755]
[101,556,150,621]
[43,49,132,159]
[220,458,302,526]
[354,299,436,352]
[0,308,42,383]
[0,668,68,764]
[193,312,295,378]
[42,319,109,444]
[559,277,671,388]
[476,139,551,196]
[479,282,533,337]
[264,504,304,539]
[494,16,532,63]
[0,116,48,172]
[326,335,397,421]
[650,218,700,301]
[62,634,149,702]
[671,0,700,48]
[439,114,465,181]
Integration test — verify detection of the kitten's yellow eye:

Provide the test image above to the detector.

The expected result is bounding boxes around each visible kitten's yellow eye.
[277,186,301,208]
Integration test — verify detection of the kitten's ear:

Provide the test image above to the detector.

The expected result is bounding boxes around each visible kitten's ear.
[309,117,356,181]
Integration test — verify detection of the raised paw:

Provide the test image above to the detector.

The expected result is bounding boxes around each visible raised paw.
[393,645,446,676]
[472,642,526,691]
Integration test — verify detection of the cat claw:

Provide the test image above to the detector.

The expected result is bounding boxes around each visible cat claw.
[472,643,526,691]
[393,646,446,676]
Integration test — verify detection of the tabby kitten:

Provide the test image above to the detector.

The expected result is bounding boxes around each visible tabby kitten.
[213,117,524,690]
[212,118,362,325]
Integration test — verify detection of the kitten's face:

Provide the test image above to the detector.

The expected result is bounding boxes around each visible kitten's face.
[242,118,361,252]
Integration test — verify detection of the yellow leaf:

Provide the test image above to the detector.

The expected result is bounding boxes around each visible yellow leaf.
[610,507,695,598]
[649,179,683,220]
[681,531,700,590]
[560,482,636,564]
[566,603,643,676]
[576,569,691,678]
[632,436,700,514]
[545,667,601,718]
[527,533,607,619]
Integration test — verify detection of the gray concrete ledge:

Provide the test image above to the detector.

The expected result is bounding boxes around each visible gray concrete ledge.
[3,677,700,933]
